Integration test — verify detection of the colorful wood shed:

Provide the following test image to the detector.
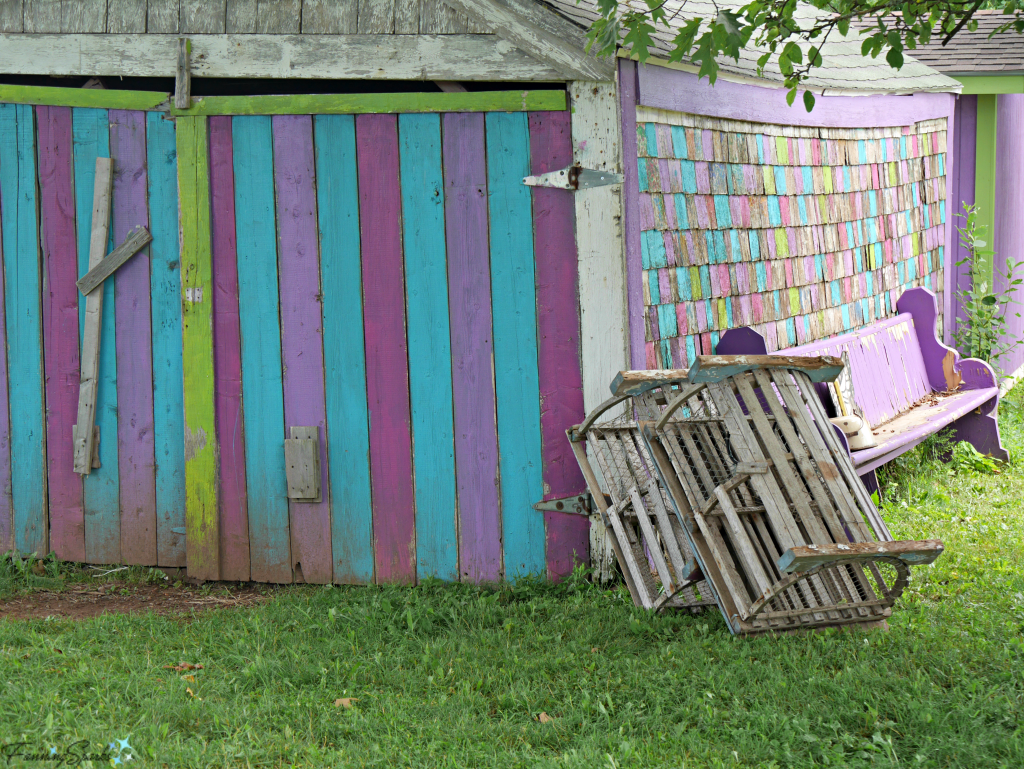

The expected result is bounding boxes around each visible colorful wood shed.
[0,0,963,585]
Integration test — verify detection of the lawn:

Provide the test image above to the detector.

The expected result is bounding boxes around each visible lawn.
[1,392,1023,767]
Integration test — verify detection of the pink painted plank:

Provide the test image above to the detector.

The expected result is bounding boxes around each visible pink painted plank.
[356,114,415,584]
[272,115,333,585]
[442,112,502,582]
[37,106,84,562]
[209,115,251,582]
[529,110,589,581]
[110,110,157,565]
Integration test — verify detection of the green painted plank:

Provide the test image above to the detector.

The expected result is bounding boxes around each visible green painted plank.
[957,76,1024,95]
[176,116,220,581]
[975,95,998,292]
[0,84,167,111]
[172,90,567,116]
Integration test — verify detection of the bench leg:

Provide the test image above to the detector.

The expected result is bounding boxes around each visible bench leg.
[859,468,881,502]
[946,407,1010,463]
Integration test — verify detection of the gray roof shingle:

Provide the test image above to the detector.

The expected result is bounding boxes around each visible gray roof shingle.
[541,0,960,93]
[910,9,1024,74]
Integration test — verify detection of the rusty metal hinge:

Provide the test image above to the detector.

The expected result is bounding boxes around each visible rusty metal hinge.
[532,494,593,516]
[523,165,623,190]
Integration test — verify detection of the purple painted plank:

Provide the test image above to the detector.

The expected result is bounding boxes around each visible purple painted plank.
[639,64,956,129]
[272,115,333,585]
[442,112,502,582]
[110,110,157,565]
[356,114,415,584]
[37,106,84,562]
[210,115,250,582]
[619,59,646,370]
[943,94,957,345]
[529,110,589,581]
[951,96,977,339]
[994,94,1024,378]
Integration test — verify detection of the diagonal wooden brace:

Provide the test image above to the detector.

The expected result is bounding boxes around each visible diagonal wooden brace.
[76,225,152,296]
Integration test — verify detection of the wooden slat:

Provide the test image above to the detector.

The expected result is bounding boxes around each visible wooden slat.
[37,105,85,561]
[394,0,417,33]
[689,354,844,384]
[301,0,356,32]
[73,107,120,565]
[225,0,256,31]
[110,109,156,565]
[0,34,565,81]
[356,114,416,584]
[256,0,300,32]
[418,0,469,33]
[63,0,107,32]
[106,0,145,32]
[231,115,290,583]
[174,37,191,109]
[486,111,546,580]
[147,0,180,33]
[531,109,589,580]
[314,114,373,585]
[146,112,186,568]
[0,0,23,31]
[443,111,502,582]
[75,225,151,295]
[23,0,60,32]
[176,115,219,579]
[398,113,457,580]
[644,479,689,584]
[181,0,224,32]
[0,84,166,111]
[357,0,394,32]
[714,486,773,599]
[628,488,675,593]
[272,114,332,585]
[208,114,250,582]
[0,104,46,554]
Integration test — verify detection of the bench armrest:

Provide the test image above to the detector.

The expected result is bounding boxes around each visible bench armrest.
[777,539,944,574]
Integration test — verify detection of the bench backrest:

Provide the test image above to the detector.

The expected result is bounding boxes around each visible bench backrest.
[778,315,933,428]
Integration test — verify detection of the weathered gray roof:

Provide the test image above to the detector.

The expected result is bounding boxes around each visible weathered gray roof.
[542,0,960,93]
[910,9,1024,75]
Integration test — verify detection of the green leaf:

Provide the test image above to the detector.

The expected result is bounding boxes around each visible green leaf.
[803,90,816,112]
[786,87,797,106]
[982,295,998,306]
[837,18,850,36]
[886,46,904,69]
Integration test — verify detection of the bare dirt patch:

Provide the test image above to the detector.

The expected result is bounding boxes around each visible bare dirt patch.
[0,582,271,621]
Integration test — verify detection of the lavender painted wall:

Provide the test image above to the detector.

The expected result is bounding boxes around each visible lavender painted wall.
[950,95,977,341]
[994,94,1024,378]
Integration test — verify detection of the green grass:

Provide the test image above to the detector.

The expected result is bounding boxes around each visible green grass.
[2,395,1024,767]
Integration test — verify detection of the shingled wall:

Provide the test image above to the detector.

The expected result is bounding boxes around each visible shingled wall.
[635,107,948,368]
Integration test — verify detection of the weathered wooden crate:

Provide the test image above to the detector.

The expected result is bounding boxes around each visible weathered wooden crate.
[639,355,944,636]
[569,375,718,612]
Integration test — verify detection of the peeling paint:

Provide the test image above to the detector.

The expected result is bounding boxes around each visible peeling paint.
[184,425,207,462]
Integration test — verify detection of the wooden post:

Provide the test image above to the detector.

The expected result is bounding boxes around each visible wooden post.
[72,157,112,475]
[175,37,191,110]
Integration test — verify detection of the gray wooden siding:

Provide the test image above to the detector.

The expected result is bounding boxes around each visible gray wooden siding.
[2,0,490,33]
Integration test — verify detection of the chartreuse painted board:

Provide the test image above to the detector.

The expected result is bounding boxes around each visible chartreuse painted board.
[176,116,219,580]
[173,91,566,116]
[398,113,459,581]
[0,104,46,554]
[485,112,546,580]
[0,84,167,111]
[72,107,120,565]
[232,116,292,584]
[315,115,374,585]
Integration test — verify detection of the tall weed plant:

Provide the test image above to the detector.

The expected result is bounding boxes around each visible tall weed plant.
[952,203,1024,377]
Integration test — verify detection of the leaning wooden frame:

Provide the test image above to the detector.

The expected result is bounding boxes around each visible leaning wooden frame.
[568,374,718,612]
[635,354,944,636]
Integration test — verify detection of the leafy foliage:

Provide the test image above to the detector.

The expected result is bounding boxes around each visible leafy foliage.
[587,1,1024,111]
[952,203,1024,376]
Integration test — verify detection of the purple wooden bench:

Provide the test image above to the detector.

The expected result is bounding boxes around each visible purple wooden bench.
[717,287,1007,493]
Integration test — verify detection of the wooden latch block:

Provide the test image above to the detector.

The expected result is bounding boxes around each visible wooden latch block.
[72,424,101,469]
[284,426,321,501]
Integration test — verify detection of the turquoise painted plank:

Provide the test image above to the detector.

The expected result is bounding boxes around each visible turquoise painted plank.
[314,115,374,584]
[485,112,545,580]
[232,116,292,583]
[72,107,120,565]
[146,112,186,567]
[0,104,46,554]
[398,113,458,581]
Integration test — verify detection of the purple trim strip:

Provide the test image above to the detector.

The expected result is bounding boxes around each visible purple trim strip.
[619,59,645,370]
[950,95,977,339]
[638,64,957,129]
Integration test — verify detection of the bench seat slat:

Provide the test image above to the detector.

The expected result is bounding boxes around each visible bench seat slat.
[849,386,998,472]
[778,539,945,573]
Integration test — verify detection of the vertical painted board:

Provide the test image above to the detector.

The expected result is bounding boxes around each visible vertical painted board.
[994,94,1024,378]
[443,112,502,583]
[529,110,589,581]
[398,113,458,582]
[232,116,290,583]
[147,112,186,567]
[0,104,46,555]
[109,110,157,565]
[618,60,645,369]
[73,108,120,565]
[355,114,416,584]
[315,114,373,584]
[209,115,250,582]
[975,94,998,292]
[272,115,332,585]
[177,116,220,580]
[37,106,85,562]
[951,95,977,339]
[0,122,11,554]
[485,112,545,580]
